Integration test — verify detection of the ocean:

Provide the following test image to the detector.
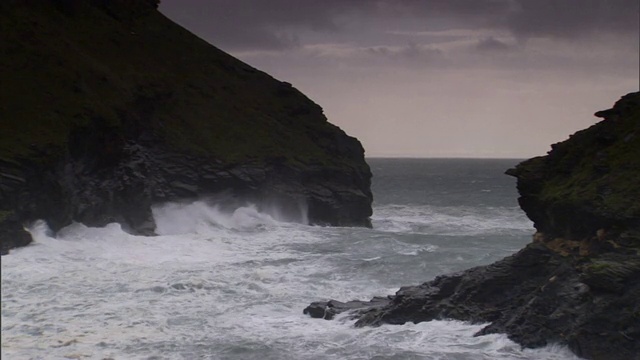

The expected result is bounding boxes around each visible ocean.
[1,158,580,359]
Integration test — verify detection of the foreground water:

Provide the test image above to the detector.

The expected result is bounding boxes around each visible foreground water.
[1,159,580,359]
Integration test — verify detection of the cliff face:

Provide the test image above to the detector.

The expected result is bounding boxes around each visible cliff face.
[0,1,372,254]
[305,92,640,360]
[508,92,640,251]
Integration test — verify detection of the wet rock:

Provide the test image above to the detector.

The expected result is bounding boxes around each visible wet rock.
[303,297,392,320]
[0,214,32,255]
[307,245,640,359]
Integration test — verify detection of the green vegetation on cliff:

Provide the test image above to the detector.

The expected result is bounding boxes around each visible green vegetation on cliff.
[508,92,640,243]
[0,1,361,167]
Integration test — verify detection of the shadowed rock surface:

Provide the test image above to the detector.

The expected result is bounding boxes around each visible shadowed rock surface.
[304,92,640,360]
[304,297,393,320]
[0,0,372,254]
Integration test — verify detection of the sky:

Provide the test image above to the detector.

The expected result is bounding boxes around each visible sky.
[159,0,639,158]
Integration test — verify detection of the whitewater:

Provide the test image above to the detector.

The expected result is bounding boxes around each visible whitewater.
[1,159,580,359]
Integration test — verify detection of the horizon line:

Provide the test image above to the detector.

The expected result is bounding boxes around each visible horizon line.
[365,156,531,160]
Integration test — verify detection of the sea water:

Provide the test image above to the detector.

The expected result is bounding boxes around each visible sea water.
[1,159,580,359]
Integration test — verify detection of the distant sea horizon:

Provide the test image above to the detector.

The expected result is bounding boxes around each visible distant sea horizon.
[366,155,530,160]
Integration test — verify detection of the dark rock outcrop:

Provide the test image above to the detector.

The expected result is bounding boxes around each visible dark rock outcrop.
[304,92,640,360]
[0,1,372,254]
[507,91,640,243]
[304,297,393,320]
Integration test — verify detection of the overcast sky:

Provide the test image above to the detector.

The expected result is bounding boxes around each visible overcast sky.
[160,0,639,158]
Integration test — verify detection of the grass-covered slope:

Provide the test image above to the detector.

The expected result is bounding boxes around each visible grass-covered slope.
[0,1,362,167]
[508,92,640,246]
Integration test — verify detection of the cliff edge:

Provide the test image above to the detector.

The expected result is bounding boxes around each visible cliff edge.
[509,91,640,252]
[0,1,373,254]
[304,92,640,360]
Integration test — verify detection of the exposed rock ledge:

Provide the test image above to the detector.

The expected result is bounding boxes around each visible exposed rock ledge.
[304,92,640,360]
[0,1,372,254]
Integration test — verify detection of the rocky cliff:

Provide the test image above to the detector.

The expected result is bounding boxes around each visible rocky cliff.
[305,92,640,360]
[0,1,372,254]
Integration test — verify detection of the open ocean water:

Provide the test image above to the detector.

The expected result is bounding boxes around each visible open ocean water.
[1,158,580,360]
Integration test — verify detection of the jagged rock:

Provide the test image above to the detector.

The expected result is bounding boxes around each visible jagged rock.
[579,255,640,293]
[305,92,640,360]
[507,92,640,241]
[309,245,640,360]
[303,297,393,320]
[0,211,32,255]
[0,0,372,253]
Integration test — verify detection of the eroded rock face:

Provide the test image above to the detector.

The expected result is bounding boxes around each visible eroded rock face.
[507,92,640,242]
[304,92,640,360]
[0,120,373,253]
[0,1,372,253]
[1,142,371,237]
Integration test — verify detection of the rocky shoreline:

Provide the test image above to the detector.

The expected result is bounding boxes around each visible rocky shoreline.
[305,92,640,360]
[0,1,372,254]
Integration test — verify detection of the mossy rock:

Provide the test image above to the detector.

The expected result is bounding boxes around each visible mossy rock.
[581,256,640,292]
[509,92,640,241]
[0,210,13,223]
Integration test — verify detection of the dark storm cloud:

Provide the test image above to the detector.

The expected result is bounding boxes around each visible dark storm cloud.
[159,0,359,50]
[508,0,640,39]
[365,42,446,65]
[159,0,508,50]
[160,0,639,51]
[401,0,639,38]
[476,37,512,52]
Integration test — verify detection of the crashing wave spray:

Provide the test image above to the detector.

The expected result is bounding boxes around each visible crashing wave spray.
[151,196,309,235]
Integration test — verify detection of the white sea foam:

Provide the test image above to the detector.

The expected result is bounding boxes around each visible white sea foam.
[152,201,280,235]
[2,200,574,359]
[372,204,534,236]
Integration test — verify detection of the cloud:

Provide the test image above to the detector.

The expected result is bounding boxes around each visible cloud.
[364,42,446,67]
[160,0,639,52]
[374,0,639,40]
[159,0,359,50]
[507,0,640,40]
[475,37,512,52]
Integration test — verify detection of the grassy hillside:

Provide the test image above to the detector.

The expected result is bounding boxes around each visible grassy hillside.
[0,1,357,166]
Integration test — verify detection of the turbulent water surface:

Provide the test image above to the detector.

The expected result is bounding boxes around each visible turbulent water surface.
[1,159,580,359]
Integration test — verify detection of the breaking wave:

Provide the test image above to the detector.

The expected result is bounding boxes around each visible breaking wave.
[3,157,574,360]
[152,201,280,234]
[372,204,534,236]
